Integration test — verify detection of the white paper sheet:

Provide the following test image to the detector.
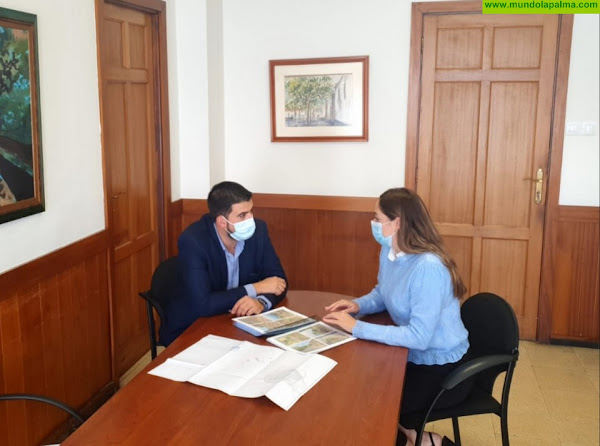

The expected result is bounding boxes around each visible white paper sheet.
[148,358,205,382]
[187,342,284,394]
[172,334,242,365]
[148,335,337,410]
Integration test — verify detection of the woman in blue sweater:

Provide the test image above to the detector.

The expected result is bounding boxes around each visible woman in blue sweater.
[323,188,470,446]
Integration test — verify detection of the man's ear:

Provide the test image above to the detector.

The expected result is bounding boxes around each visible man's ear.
[215,215,227,228]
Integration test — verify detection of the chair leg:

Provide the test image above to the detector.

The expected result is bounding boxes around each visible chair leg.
[501,413,510,445]
[452,417,461,446]
[146,302,157,359]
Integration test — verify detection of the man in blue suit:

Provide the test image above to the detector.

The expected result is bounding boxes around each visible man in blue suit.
[160,181,288,345]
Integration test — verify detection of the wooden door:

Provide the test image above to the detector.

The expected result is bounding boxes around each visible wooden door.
[99,3,161,376]
[413,12,560,339]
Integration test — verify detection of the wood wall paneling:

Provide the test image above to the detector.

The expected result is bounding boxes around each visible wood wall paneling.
[174,197,380,299]
[0,232,112,446]
[174,195,599,344]
[549,207,599,342]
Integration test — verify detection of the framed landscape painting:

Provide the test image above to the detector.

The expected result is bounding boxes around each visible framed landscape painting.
[270,56,369,142]
[0,7,44,224]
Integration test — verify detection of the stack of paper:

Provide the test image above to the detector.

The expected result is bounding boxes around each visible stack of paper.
[148,335,337,410]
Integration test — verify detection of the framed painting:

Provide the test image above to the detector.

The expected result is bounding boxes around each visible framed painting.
[0,7,43,224]
[270,56,369,142]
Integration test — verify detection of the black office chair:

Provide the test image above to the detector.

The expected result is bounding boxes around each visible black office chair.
[138,257,179,359]
[0,393,85,424]
[415,292,520,446]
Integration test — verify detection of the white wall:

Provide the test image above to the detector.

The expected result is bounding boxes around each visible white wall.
[207,0,226,186]
[221,0,409,197]
[1,0,597,274]
[0,0,104,274]
[559,14,599,206]
[171,0,599,203]
[166,0,211,200]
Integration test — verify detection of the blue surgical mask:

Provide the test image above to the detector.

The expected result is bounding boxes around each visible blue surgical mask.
[371,220,393,247]
[225,217,256,241]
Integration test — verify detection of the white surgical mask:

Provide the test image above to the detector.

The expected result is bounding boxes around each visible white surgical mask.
[224,217,256,241]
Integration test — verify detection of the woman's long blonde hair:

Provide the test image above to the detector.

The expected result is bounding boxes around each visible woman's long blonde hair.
[379,187,467,299]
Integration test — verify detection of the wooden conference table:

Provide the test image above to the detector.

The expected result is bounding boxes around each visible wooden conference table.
[63,290,408,445]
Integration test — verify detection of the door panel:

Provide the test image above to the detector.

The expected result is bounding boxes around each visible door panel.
[100,3,160,376]
[417,14,559,338]
[429,82,480,225]
[485,82,537,228]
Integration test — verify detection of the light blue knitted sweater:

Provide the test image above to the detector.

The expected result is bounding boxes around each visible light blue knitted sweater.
[352,249,469,365]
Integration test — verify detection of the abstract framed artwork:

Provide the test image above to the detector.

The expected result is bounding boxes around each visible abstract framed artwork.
[0,7,43,224]
[270,56,369,142]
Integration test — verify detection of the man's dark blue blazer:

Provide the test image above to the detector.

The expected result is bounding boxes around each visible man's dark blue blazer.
[159,214,287,345]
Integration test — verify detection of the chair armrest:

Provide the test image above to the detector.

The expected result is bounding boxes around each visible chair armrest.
[0,394,85,423]
[139,290,167,323]
[442,354,516,390]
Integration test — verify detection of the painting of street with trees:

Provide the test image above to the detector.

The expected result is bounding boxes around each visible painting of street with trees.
[284,74,353,127]
[270,56,368,142]
[0,7,43,224]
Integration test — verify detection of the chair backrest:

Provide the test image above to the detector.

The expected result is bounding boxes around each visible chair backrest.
[147,256,180,324]
[461,292,519,393]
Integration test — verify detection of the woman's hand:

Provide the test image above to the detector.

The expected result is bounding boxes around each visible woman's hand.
[324,299,359,314]
[322,312,357,333]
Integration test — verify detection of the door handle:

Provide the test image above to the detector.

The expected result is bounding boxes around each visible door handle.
[523,168,543,204]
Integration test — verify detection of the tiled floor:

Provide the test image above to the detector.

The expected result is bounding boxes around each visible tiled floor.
[429,342,599,446]
[120,342,599,445]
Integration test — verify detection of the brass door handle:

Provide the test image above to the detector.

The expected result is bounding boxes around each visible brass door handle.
[523,168,543,204]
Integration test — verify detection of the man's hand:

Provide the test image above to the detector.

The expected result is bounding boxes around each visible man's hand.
[253,276,286,296]
[322,312,357,334]
[230,296,264,316]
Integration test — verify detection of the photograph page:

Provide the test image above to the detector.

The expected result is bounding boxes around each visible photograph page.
[267,322,356,354]
[232,306,316,336]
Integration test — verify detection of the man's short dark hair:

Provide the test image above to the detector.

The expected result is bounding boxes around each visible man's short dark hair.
[207,181,253,218]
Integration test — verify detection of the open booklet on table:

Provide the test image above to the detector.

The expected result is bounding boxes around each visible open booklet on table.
[148,334,337,410]
[266,321,356,354]
[232,306,317,336]
[232,307,356,354]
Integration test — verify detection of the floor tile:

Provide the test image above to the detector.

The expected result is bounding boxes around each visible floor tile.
[574,346,600,371]
[119,348,163,388]
[543,388,600,421]
[517,341,534,362]
[527,343,580,369]
[587,368,600,394]
[495,433,561,446]
[492,404,560,443]
[534,365,597,394]
[553,414,600,446]
[431,415,496,445]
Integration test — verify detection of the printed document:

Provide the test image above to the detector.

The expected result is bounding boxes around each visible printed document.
[148,334,336,410]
